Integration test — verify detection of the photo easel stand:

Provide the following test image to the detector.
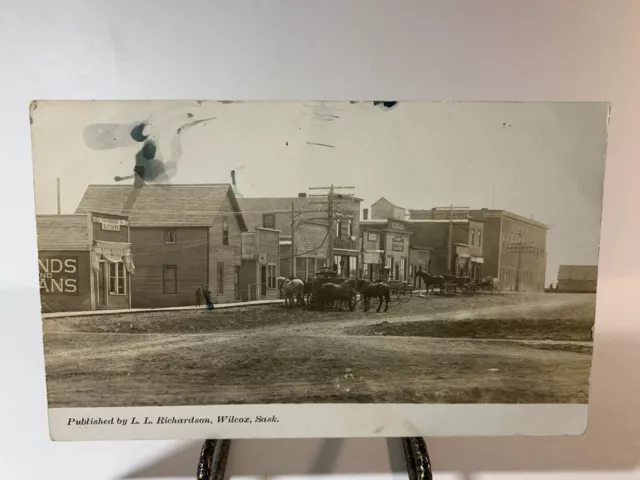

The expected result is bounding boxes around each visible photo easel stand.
[196,437,432,480]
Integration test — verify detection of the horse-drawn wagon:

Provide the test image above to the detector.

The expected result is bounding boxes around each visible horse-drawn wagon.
[387,279,414,302]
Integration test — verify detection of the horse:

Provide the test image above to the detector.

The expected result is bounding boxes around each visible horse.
[355,279,390,312]
[414,271,446,294]
[278,277,305,308]
[317,279,357,311]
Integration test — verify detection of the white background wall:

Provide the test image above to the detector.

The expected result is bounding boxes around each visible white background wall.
[1,1,639,479]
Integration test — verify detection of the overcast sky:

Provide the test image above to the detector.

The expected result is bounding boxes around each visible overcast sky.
[30,100,609,284]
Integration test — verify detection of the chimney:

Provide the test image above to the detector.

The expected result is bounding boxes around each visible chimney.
[363,208,369,220]
[298,192,307,198]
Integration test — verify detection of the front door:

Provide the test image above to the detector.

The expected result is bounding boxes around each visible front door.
[260,265,267,297]
[98,262,107,307]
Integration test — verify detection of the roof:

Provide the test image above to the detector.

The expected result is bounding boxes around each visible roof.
[408,219,470,224]
[558,265,598,281]
[470,209,548,229]
[36,214,91,250]
[75,184,247,230]
[237,197,321,214]
[372,197,403,209]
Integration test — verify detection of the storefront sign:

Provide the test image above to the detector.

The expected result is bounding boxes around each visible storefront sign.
[38,256,78,295]
[390,222,405,231]
[241,233,256,260]
[420,208,470,221]
[92,216,128,232]
[391,235,405,252]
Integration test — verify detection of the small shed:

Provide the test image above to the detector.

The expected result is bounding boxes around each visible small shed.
[557,265,598,293]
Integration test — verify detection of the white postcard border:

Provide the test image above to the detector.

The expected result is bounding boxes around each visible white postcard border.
[49,404,588,441]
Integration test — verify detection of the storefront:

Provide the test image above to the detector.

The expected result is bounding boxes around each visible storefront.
[240,227,280,301]
[37,212,134,313]
[360,219,413,282]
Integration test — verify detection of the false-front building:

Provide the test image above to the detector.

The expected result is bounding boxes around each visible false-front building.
[36,212,134,313]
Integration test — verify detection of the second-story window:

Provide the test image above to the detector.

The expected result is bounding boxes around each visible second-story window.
[470,229,475,246]
[478,231,482,247]
[336,219,342,238]
[164,229,177,244]
[222,216,229,245]
[263,213,276,229]
[348,218,353,237]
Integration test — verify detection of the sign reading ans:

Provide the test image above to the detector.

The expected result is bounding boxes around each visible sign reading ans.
[241,233,256,260]
[92,216,128,232]
[391,235,405,252]
[38,256,79,295]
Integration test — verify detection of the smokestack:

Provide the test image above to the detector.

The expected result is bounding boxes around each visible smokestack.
[56,177,61,214]
[230,170,236,186]
[363,208,369,220]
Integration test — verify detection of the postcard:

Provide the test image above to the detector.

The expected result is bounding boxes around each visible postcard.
[29,100,608,441]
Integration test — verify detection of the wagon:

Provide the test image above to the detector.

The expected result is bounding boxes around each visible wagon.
[305,267,359,309]
[387,280,413,302]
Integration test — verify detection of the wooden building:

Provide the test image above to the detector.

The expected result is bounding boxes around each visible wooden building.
[557,265,598,293]
[76,184,247,308]
[408,208,485,279]
[36,212,134,313]
[470,208,548,292]
[360,218,413,282]
[240,227,281,301]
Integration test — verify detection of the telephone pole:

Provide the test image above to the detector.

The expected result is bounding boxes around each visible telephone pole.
[290,201,296,277]
[308,184,355,271]
[447,204,453,273]
[56,177,61,214]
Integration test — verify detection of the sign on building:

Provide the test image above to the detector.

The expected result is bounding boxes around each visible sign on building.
[391,235,405,252]
[419,207,470,221]
[38,256,79,295]
[390,222,405,231]
[92,216,128,232]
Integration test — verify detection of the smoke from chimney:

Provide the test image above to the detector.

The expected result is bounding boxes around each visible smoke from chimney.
[363,208,369,220]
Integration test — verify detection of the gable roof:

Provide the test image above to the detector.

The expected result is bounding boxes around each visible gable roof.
[372,197,402,209]
[557,265,598,281]
[75,184,247,230]
[36,214,91,250]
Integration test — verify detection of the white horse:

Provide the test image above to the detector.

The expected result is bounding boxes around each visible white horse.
[277,277,305,308]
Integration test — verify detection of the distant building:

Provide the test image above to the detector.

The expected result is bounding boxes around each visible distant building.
[237,197,329,280]
[238,193,362,279]
[557,265,598,293]
[76,184,247,308]
[360,217,413,282]
[36,212,134,313]
[371,197,407,221]
[408,208,484,279]
[470,208,548,292]
[240,227,281,301]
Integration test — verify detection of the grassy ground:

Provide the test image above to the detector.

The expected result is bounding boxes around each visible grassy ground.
[42,293,597,407]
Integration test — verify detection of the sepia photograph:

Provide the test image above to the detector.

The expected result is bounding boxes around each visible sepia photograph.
[30,100,608,440]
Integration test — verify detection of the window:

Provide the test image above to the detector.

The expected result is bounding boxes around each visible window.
[162,265,177,294]
[478,230,482,247]
[109,262,126,295]
[217,262,225,294]
[222,216,229,245]
[267,264,277,288]
[349,256,357,275]
[367,232,378,241]
[164,229,176,244]
[336,219,342,237]
[263,213,276,229]
[362,263,369,279]
[348,218,353,237]
[399,257,406,280]
[470,229,475,246]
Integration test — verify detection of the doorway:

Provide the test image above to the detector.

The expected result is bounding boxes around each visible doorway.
[98,262,107,307]
[234,266,240,301]
[260,265,267,297]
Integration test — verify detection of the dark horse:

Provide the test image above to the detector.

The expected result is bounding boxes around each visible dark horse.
[414,271,446,294]
[355,279,391,312]
[318,279,357,311]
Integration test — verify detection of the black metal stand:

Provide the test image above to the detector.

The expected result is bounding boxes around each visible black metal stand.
[196,437,432,480]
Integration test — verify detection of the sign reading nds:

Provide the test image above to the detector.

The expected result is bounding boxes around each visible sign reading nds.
[391,236,405,252]
[38,257,79,295]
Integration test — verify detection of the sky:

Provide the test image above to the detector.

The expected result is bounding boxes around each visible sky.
[30,100,609,284]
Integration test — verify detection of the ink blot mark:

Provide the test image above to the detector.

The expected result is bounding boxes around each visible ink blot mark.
[286,141,289,146]
[130,123,149,142]
[373,101,397,110]
[29,100,38,125]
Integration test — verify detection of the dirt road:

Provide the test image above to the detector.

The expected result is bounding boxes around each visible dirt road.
[43,293,596,407]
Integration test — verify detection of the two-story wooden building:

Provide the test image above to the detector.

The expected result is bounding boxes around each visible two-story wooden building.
[36,212,134,313]
[76,184,247,308]
[408,208,485,279]
[239,227,281,301]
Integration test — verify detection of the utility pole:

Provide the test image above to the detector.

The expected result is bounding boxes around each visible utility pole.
[308,183,355,272]
[56,177,61,214]
[290,200,296,277]
[447,204,453,273]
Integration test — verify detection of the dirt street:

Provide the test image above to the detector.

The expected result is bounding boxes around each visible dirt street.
[42,293,596,408]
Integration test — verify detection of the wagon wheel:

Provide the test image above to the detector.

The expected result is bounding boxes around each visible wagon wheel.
[396,289,413,302]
